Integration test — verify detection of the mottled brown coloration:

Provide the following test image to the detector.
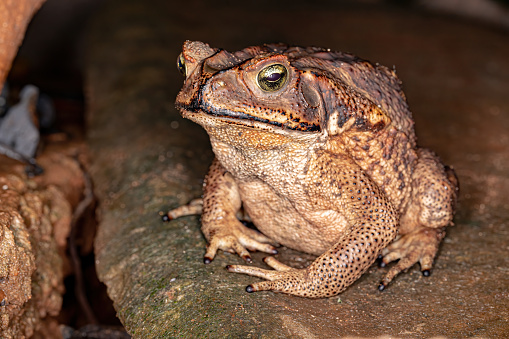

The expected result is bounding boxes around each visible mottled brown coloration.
[0,166,70,338]
[169,41,458,298]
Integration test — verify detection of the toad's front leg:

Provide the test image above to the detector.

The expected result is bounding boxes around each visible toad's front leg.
[195,158,277,263]
[228,162,399,298]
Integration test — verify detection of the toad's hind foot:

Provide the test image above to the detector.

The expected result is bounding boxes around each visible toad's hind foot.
[378,227,445,290]
[228,215,397,298]
[227,256,293,277]
[227,257,308,295]
[162,198,203,221]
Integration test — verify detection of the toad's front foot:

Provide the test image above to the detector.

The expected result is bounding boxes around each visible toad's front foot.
[378,227,446,290]
[204,218,278,264]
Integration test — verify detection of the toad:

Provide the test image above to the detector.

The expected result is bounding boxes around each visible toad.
[166,41,458,298]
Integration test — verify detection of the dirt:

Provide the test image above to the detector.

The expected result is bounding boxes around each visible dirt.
[88,0,509,338]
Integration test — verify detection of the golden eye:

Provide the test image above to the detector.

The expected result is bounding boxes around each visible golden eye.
[257,64,288,91]
[177,53,186,76]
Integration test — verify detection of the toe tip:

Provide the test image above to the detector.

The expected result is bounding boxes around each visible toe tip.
[161,214,171,222]
[204,257,213,264]
[378,283,386,291]
[246,285,255,293]
[422,269,431,277]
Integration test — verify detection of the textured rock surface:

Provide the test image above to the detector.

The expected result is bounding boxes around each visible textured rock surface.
[88,0,509,337]
[0,150,84,338]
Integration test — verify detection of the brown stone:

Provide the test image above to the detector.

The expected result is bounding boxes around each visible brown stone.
[0,148,84,338]
[0,0,46,92]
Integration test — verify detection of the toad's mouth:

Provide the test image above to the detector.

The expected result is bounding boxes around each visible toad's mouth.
[177,102,321,133]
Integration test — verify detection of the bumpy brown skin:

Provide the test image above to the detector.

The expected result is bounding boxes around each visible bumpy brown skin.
[169,41,459,298]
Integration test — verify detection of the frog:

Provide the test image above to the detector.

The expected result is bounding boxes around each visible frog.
[166,41,459,298]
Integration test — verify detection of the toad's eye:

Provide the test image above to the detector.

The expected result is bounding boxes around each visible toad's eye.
[177,53,186,76]
[257,64,288,91]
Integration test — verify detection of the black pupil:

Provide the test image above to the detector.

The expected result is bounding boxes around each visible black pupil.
[266,71,281,82]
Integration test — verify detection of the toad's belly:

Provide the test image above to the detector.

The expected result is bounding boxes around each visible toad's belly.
[238,180,349,255]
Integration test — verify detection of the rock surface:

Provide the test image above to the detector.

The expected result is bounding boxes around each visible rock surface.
[87,0,509,337]
[0,150,84,338]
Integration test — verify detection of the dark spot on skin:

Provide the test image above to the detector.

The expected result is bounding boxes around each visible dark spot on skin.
[354,116,367,128]
[371,120,386,131]
[336,110,350,127]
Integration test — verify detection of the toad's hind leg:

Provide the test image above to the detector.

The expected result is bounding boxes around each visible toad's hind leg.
[228,206,398,297]
[228,161,399,298]
[379,149,459,289]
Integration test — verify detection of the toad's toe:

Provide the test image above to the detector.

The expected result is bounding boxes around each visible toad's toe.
[379,227,445,288]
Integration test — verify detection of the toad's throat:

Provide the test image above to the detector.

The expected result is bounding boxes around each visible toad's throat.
[179,102,321,132]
